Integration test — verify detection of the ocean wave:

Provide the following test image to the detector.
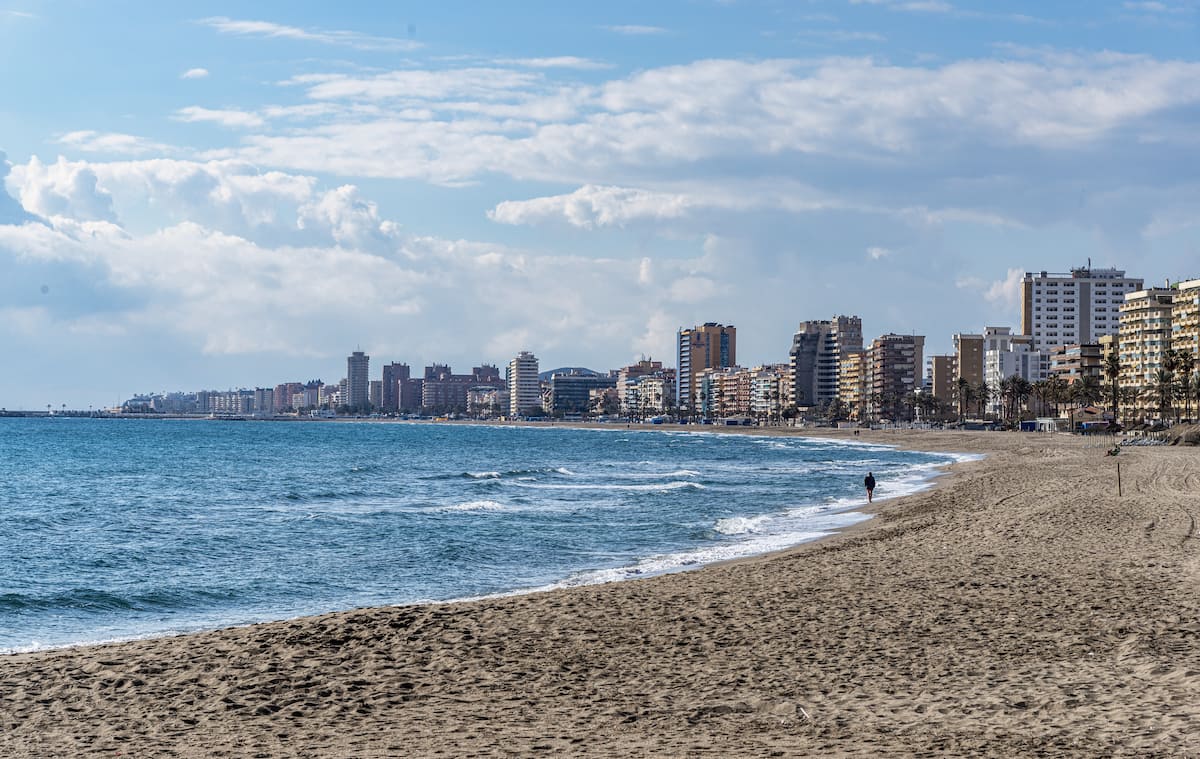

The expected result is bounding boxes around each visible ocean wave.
[713,515,771,535]
[513,481,705,492]
[527,529,836,592]
[0,588,137,613]
[437,500,506,512]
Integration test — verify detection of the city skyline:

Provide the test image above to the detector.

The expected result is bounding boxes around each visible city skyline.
[3,2,1200,410]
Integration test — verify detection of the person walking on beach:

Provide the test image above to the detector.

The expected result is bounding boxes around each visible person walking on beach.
[864,471,876,503]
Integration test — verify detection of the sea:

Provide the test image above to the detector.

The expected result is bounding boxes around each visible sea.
[0,418,970,652]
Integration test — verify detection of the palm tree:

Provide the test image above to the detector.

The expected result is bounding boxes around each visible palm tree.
[974,381,991,420]
[1173,352,1195,420]
[997,376,1016,424]
[954,377,971,423]
[1147,368,1175,423]
[1073,374,1103,408]
[1119,385,1141,426]
[1103,351,1121,422]
[1189,371,1200,422]
[1030,380,1051,418]
[1045,375,1069,419]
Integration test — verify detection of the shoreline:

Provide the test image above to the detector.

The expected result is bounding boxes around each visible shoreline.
[4,429,1197,756]
[3,424,968,656]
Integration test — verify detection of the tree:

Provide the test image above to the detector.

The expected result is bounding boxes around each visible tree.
[1103,351,1121,422]
[974,381,991,420]
[954,377,972,423]
[1173,351,1195,421]
[1146,368,1175,422]
[1072,374,1103,408]
[1045,376,1069,419]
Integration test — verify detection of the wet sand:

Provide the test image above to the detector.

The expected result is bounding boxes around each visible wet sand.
[2,429,1198,757]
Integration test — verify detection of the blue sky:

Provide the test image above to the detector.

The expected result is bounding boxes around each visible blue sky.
[2,0,1199,409]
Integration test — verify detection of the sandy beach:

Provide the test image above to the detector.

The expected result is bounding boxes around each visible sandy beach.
[2,429,1198,757]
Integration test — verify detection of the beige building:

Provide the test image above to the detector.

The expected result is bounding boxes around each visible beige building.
[1119,288,1174,417]
[953,333,984,386]
[507,351,540,417]
[677,323,736,415]
[865,334,925,421]
[928,355,955,406]
[1172,279,1200,363]
[839,351,866,420]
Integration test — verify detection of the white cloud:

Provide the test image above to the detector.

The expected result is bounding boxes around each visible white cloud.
[867,246,891,260]
[494,56,613,70]
[174,106,265,129]
[8,156,117,221]
[198,16,421,51]
[603,24,670,35]
[57,131,175,156]
[181,67,210,79]
[208,53,1200,195]
[955,268,1026,306]
[0,154,710,368]
[489,185,693,228]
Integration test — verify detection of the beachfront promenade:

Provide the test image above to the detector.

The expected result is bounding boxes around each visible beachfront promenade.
[1,428,1197,756]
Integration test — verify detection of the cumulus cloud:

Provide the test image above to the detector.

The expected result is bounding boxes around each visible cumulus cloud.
[957,268,1024,308]
[0,153,714,370]
[867,246,891,260]
[489,185,693,228]
[8,156,117,221]
[0,152,36,224]
[181,67,209,79]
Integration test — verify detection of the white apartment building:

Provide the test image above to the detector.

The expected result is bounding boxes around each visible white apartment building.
[984,335,1051,415]
[1020,267,1143,352]
[506,351,540,417]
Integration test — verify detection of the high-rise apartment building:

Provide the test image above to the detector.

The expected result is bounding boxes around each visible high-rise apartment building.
[507,351,540,417]
[676,323,736,414]
[381,362,410,413]
[953,333,984,386]
[1172,279,1200,362]
[787,315,862,408]
[346,350,370,410]
[928,355,955,405]
[864,334,925,420]
[1020,267,1143,352]
[1119,288,1174,412]
[838,351,867,419]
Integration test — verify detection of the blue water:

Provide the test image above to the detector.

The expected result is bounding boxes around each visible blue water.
[0,418,967,651]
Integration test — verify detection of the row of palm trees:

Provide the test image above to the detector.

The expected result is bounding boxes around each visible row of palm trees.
[849,351,1200,427]
[1106,348,1200,424]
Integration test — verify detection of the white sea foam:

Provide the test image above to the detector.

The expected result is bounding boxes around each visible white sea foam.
[513,481,705,492]
[609,469,702,480]
[439,500,506,512]
[466,471,501,479]
[713,515,771,535]
[554,467,575,475]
